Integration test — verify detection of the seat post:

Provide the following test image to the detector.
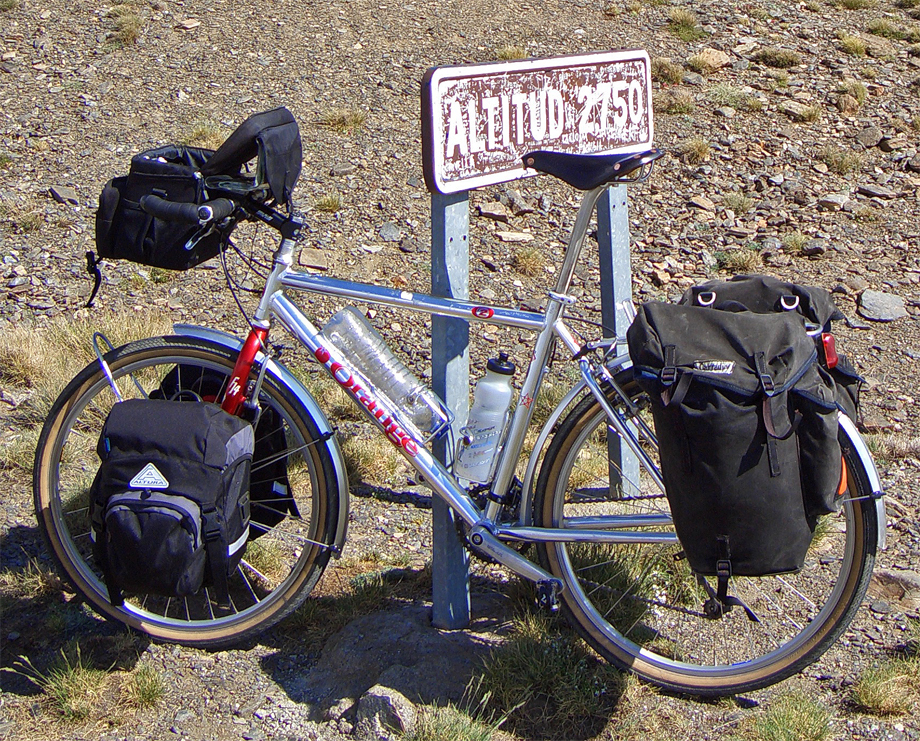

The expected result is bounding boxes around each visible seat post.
[552,184,608,296]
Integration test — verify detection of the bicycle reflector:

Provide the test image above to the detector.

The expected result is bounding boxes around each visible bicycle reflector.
[822,333,839,369]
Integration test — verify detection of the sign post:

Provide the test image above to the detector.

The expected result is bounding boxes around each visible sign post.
[423,50,653,628]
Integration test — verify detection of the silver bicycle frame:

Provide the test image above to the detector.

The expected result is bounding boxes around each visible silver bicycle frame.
[240,186,677,585]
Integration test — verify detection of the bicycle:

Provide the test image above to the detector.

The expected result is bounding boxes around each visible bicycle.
[33,141,886,697]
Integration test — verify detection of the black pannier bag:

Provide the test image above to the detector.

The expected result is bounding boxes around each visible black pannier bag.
[151,365,299,537]
[93,106,302,274]
[89,399,254,605]
[627,301,843,582]
[678,275,863,421]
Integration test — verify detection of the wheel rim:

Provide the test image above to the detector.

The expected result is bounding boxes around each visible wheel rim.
[544,399,868,685]
[39,347,329,637]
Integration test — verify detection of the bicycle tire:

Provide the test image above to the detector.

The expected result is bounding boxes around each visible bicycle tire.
[535,368,879,696]
[33,335,342,648]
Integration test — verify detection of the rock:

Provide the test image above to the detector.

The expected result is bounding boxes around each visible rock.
[818,193,849,211]
[858,290,908,322]
[330,163,357,176]
[861,33,896,58]
[700,249,718,271]
[879,136,908,153]
[354,685,417,740]
[688,195,716,211]
[477,201,511,223]
[857,183,897,199]
[856,126,884,148]
[715,106,736,118]
[378,222,403,242]
[505,188,536,215]
[844,276,869,292]
[779,100,815,121]
[682,72,705,86]
[802,239,827,256]
[836,94,860,114]
[695,48,732,70]
[495,231,533,242]
[869,569,920,610]
[298,248,329,270]
[49,185,79,205]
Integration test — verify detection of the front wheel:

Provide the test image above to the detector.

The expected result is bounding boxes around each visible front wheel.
[535,369,880,696]
[33,335,343,648]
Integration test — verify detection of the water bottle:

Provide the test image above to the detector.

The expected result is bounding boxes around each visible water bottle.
[454,352,516,484]
[321,307,450,439]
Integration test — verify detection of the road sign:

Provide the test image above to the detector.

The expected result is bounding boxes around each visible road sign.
[422,50,653,195]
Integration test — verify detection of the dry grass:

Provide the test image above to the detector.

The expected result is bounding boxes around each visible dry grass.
[755,47,802,68]
[0,197,44,233]
[686,53,719,75]
[512,246,545,276]
[182,122,225,150]
[864,433,920,461]
[0,0,21,11]
[677,137,711,164]
[314,193,343,213]
[789,104,822,122]
[716,246,763,273]
[707,83,762,111]
[0,558,65,600]
[123,663,165,708]
[651,58,684,85]
[851,656,920,715]
[319,107,367,135]
[657,88,695,114]
[495,45,527,61]
[12,646,107,721]
[837,0,875,8]
[840,34,868,55]
[107,3,142,47]
[340,433,402,485]
[819,146,863,175]
[723,192,755,214]
[839,79,868,105]
[750,692,832,741]
[782,232,810,255]
[667,8,705,41]
[406,703,505,741]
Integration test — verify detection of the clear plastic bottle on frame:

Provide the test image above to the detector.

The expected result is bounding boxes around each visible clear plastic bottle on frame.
[321,307,450,440]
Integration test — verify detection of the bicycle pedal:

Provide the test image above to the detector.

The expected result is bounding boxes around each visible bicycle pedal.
[536,580,561,612]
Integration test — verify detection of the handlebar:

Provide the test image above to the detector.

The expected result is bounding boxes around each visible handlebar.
[139,195,235,224]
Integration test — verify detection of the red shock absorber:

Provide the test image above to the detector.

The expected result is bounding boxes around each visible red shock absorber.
[222,327,268,415]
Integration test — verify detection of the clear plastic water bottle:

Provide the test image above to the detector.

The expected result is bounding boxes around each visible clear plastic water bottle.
[454,352,516,484]
[321,307,450,439]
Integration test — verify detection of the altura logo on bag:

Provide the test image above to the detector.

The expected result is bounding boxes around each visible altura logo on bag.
[130,463,170,489]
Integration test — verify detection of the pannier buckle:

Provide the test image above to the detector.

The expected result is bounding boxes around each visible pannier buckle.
[661,366,677,386]
[716,559,732,580]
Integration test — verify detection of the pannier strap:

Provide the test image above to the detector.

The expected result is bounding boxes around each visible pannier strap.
[202,507,231,606]
[661,345,678,386]
[753,352,775,395]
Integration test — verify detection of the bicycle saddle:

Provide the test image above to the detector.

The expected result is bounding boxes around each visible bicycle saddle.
[523,148,664,190]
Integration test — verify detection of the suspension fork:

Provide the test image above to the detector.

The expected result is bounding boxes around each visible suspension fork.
[221,326,268,415]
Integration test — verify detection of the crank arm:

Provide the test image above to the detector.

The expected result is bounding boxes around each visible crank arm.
[468,525,564,593]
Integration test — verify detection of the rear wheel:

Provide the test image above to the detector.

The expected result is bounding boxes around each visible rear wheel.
[535,369,879,696]
[33,335,342,648]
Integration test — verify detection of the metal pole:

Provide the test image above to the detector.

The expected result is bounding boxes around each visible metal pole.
[430,190,471,629]
[596,185,640,496]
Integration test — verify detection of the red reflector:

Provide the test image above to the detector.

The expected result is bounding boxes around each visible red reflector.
[822,333,838,369]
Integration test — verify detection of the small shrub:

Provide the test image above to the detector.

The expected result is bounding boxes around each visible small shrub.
[13,646,107,720]
[687,53,718,75]
[314,193,343,213]
[319,108,367,135]
[678,137,710,164]
[912,115,920,130]
[406,703,504,741]
[125,663,165,708]
[513,246,545,276]
[716,246,763,273]
[837,0,874,8]
[867,18,910,39]
[723,192,754,214]
[0,152,12,168]
[707,83,761,111]
[819,145,863,174]
[651,57,683,85]
[107,3,142,47]
[851,657,920,715]
[667,8,705,41]
[864,434,920,461]
[182,122,225,150]
[0,198,43,233]
[657,89,695,114]
[752,692,831,741]
[895,0,920,8]
[839,79,868,105]
[755,47,802,68]
[840,34,868,55]
[0,0,21,10]
[783,232,810,254]
[908,43,920,56]
[496,45,526,61]
[855,205,880,221]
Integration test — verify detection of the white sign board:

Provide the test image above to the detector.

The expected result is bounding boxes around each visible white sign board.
[422,50,654,194]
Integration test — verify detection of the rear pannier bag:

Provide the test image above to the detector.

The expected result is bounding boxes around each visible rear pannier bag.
[678,275,863,421]
[89,399,254,605]
[626,301,842,579]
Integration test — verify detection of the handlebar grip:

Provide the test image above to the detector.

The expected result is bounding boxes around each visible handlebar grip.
[139,195,200,224]
[197,199,235,222]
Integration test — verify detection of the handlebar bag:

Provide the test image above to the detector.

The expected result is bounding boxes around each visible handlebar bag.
[89,399,253,606]
[95,145,228,270]
[627,300,842,578]
[678,275,863,421]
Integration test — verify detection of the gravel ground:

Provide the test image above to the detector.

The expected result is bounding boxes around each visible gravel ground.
[2,0,920,739]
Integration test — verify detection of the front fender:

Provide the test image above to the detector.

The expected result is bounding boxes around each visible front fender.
[174,323,350,555]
